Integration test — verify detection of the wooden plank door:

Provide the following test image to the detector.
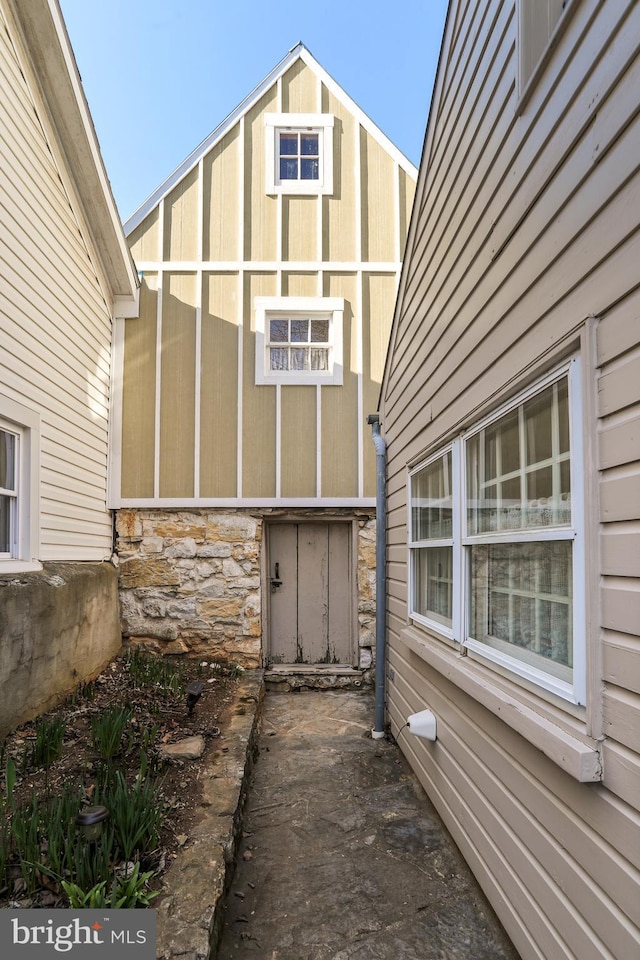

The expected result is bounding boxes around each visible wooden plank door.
[267,521,353,665]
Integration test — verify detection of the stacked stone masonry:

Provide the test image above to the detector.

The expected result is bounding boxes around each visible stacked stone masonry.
[116,509,377,674]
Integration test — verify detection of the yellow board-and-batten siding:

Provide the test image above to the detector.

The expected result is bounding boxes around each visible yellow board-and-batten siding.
[0,2,117,560]
[380,2,640,960]
[119,46,416,507]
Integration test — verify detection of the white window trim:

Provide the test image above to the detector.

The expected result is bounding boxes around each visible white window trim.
[265,113,334,195]
[255,296,344,386]
[407,360,585,707]
[0,395,41,573]
[517,0,578,107]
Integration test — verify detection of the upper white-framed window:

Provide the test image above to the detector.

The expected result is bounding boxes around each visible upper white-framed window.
[254,296,344,386]
[0,395,41,573]
[408,359,585,706]
[517,0,576,100]
[265,114,334,195]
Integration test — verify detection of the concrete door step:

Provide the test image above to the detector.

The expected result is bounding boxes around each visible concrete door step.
[266,664,366,689]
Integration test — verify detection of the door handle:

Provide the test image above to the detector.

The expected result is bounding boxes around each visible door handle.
[270,562,282,590]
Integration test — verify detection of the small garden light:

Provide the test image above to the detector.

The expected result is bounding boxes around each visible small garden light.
[76,805,110,842]
[186,681,205,715]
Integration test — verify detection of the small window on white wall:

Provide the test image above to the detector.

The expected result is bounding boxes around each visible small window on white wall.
[0,396,40,572]
[255,297,344,385]
[265,114,334,195]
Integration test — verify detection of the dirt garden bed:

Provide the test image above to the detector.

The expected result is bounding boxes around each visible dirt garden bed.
[0,649,251,910]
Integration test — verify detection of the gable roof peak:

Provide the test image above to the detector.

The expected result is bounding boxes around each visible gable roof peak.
[125,41,417,236]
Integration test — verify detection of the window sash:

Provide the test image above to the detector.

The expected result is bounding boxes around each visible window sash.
[266,313,332,377]
[407,361,584,704]
[277,130,321,184]
[0,428,18,558]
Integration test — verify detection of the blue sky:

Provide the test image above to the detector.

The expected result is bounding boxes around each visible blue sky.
[59,1,449,223]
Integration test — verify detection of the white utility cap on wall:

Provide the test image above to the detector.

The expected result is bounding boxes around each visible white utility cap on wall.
[407,709,437,741]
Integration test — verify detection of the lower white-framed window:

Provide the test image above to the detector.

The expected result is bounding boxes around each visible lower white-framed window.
[0,396,41,572]
[408,359,585,705]
[254,296,344,386]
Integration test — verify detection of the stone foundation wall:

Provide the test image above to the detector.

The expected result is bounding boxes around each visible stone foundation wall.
[115,508,377,673]
[0,562,121,738]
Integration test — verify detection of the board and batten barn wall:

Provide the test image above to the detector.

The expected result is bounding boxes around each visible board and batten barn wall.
[380,1,640,959]
[119,64,413,506]
[113,47,415,670]
[0,0,138,734]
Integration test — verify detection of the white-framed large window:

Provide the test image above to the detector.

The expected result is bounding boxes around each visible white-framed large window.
[254,297,344,386]
[408,360,585,705]
[265,114,334,195]
[0,396,41,572]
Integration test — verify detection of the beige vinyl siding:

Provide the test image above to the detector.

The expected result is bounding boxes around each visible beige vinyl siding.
[597,292,640,806]
[200,272,239,498]
[398,168,415,259]
[164,167,199,262]
[242,272,277,497]
[363,273,396,498]
[388,644,640,960]
[281,387,316,498]
[121,278,157,499]
[321,273,358,498]
[283,197,318,261]
[322,88,357,263]
[380,2,640,958]
[128,209,160,263]
[245,90,278,262]
[281,59,317,113]
[281,272,317,298]
[0,10,113,558]
[203,128,240,262]
[360,129,396,263]
[159,272,197,498]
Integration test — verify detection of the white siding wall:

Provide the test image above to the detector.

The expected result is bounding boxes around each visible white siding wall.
[0,8,113,560]
[381,1,640,958]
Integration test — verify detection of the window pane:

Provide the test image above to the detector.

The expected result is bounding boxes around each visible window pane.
[413,547,453,626]
[411,454,452,540]
[525,386,553,465]
[0,495,11,554]
[269,348,288,370]
[280,158,298,180]
[290,319,309,343]
[301,159,319,180]
[0,430,15,491]
[558,378,569,453]
[269,319,288,343]
[279,135,298,155]
[300,134,318,156]
[310,319,329,342]
[501,410,520,474]
[310,348,328,371]
[290,347,307,370]
[470,540,572,679]
[467,376,570,533]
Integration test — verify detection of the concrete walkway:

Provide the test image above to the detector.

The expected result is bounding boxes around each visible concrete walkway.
[218,690,520,960]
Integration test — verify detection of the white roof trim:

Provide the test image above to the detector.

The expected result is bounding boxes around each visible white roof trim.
[124,42,418,236]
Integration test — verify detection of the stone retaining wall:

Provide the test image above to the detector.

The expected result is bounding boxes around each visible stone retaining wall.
[115,508,376,674]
